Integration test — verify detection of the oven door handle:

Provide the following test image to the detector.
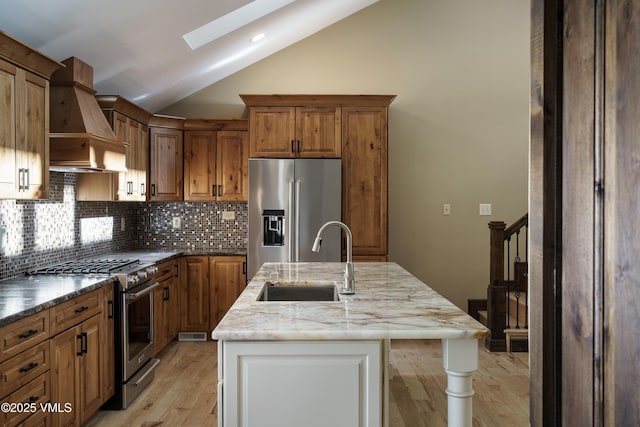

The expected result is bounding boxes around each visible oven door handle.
[126,281,159,301]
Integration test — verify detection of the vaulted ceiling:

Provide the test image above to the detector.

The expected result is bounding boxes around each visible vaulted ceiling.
[0,0,378,112]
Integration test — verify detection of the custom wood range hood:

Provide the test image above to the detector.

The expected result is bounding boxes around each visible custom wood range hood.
[49,57,127,172]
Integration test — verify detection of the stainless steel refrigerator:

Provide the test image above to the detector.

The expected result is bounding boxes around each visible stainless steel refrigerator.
[248,158,342,280]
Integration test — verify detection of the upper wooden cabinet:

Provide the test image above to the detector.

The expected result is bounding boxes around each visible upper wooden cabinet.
[246,105,341,158]
[184,127,248,202]
[0,32,63,200]
[149,116,184,201]
[77,95,152,201]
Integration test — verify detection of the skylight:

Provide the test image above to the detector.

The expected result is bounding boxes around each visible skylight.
[182,0,295,50]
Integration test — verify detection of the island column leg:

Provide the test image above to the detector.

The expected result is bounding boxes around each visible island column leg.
[441,338,479,427]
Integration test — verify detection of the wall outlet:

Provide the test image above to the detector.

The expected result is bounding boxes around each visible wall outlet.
[222,211,235,221]
[479,203,492,216]
[120,217,125,231]
[172,217,181,229]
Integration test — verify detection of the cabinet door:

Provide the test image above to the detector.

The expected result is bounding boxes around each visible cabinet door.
[79,315,102,424]
[153,285,166,355]
[0,59,50,200]
[137,124,148,200]
[0,59,18,197]
[210,256,246,328]
[21,71,49,199]
[216,131,248,201]
[184,130,216,201]
[167,273,180,342]
[149,127,183,201]
[296,106,341,158]
[101,284,115,403]
[342,107,388,256]
[113,112,130,200]
[180,257,209,332]
[50,326,80,427]
[249,107,295,158]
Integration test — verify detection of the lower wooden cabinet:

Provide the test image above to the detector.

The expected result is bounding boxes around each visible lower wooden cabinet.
[180,256,210,332]
[50,313,102,427]
[180,255,246,336]
[154,259,180,355]
[101,283,115,402]
[210,256,247,327]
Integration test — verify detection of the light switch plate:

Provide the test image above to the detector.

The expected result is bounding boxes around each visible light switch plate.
[479,204,492,216]
[222,211,235,221]
[121,217,125,231]
[443,204,451,216]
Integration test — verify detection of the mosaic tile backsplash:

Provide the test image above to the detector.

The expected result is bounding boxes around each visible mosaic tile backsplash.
[0,173,247,280]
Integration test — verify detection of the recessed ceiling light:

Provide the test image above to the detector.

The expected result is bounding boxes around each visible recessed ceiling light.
[250,33,265,43]
[183,0,295,50]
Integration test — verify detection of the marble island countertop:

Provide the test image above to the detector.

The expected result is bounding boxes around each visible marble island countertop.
[212,262,489,341]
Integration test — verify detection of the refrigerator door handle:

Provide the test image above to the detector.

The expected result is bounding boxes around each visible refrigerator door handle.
[295,179,301,262]
[288,180,295,262]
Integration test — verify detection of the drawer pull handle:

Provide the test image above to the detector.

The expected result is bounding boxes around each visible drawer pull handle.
[18,329,38,339]
[27,396,39,404]
[74,306,89,314]
[19,362,39,373]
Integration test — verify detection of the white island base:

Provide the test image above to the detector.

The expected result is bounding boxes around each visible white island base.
[217,338,479,427]
[212,262,488,427]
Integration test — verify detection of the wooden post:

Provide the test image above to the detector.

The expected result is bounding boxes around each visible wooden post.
[488,221,506,284]
[487,221,507,351]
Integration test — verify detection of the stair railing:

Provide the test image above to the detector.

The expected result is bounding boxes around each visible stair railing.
[486,213,528,351]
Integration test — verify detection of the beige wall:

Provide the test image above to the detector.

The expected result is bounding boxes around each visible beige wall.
[161,0,530,310]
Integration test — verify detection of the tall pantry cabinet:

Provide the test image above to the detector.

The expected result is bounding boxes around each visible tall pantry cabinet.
[241,95,395,260]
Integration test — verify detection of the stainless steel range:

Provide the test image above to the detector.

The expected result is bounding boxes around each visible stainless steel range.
[30,258,160,409]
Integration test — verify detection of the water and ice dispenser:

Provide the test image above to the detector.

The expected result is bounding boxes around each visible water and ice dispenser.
[263,210,285,246]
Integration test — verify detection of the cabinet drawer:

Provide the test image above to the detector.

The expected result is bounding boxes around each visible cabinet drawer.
[0,341,49,398]
[154,260,177,282]
[0,311,49,363]
[0,371,50,427]
[50,290,101,335]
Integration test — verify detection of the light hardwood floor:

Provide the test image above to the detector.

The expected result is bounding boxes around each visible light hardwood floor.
[87,339,529,427]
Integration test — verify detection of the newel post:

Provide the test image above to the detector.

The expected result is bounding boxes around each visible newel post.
[486,221,507,351]
[488,221,506,284]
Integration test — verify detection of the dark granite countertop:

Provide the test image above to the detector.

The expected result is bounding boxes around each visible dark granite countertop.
[0,248,246,327]
[0,274,114,327]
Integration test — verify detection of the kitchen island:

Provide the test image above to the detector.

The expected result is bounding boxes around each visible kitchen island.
[212,262,489,427]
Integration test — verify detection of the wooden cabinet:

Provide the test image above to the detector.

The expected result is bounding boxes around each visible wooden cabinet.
[50,314,102,427]
[209,256,246,327]
[101,283,115,403]
[49,288,104,427]
[180,256,210,332]
[0,34,62,199]
[0,310,51,427]
[78,96,152,201]
[342,106,389,258]
[179,256,246,335]
[246,104,341,158]
[241,95,394,259]
[154,259,179,355]
[149,119,183,201]
[183,120,249,202]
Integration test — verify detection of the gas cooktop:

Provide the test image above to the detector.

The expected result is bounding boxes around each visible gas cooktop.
[27,259,140,275]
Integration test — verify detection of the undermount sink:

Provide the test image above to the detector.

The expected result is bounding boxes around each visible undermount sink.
[257,281,340,302]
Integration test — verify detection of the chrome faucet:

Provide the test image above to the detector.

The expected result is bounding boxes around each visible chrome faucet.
[312,221,355,294]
